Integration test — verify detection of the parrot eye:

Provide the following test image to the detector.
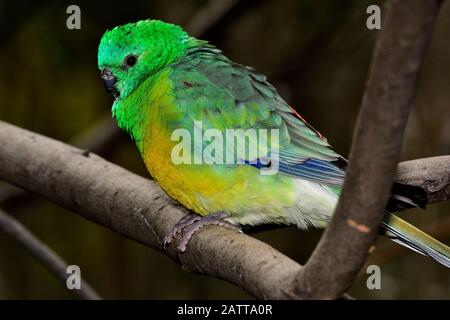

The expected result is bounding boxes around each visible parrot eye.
[123,54,138,68]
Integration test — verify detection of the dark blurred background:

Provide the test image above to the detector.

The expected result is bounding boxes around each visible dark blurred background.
[0,0,449,299]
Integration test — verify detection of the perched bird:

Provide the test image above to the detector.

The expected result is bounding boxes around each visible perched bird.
[98,19,450,267]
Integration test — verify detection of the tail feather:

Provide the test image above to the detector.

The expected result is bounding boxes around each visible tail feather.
[382,213,450,268]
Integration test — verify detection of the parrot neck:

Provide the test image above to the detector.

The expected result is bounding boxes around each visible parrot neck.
[112,68,174,151]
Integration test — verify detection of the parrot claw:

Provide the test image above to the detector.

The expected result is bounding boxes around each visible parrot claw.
[163,214,201,249]
[163,212,241,253]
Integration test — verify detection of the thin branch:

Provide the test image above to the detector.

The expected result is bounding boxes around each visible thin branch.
[0,208,101,300]
[70,114,122,156]
[291,0,444,299]
[185,0,242,37]
[0,121,448,299]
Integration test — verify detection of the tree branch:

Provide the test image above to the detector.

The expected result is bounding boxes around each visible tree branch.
[185,0,242,37]
[292,0,444,299]
[0,208,101,299]
[396,156,450,204]
[0,121,301,299]
[0,120,448,299]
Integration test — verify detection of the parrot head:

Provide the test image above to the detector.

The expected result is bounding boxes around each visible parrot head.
[98,19,189,100]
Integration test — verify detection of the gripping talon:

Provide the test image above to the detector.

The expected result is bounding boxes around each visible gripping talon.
[163,212,241,252]
[177,217,241,252]
[163,214,200,249]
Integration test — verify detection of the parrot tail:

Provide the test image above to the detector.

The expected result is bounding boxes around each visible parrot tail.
[381,213,450,268]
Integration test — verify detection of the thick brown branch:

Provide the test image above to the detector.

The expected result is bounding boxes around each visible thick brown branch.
[0,121,448,299]
[292,0,444,299]
[0,121,300,299]
[0,208,101,299]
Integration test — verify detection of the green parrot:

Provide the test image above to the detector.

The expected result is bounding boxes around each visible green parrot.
[98,19,450,268]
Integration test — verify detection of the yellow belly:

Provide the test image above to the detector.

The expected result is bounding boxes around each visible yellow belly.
[143,129,243,215]
[142,124,298,220]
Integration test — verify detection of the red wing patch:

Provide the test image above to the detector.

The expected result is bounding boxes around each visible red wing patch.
[289,105,328,142]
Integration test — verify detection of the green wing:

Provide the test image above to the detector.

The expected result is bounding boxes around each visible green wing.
[168,42,346,185]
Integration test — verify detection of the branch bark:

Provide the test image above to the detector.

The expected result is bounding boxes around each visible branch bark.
[396,156,450,204]
[0,209,100,299]
[0,121,301,299]
[0,120,448,299]
[292,0,444,299]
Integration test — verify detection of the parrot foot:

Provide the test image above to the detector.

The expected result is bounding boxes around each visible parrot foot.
[163,212,241,253]
[163,214,201,249]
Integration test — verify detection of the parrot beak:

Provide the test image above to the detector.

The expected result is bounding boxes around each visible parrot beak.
[101,68,119,99]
